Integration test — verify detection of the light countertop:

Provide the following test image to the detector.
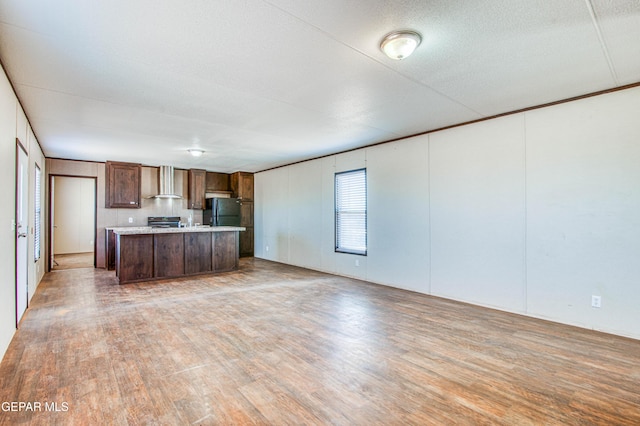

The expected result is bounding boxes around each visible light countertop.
[111,226,245,235]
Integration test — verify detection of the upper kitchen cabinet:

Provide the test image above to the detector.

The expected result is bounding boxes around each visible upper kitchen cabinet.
[105,161,141,208]
[188,169,206,209]
[230,172,254,201]
[206,172,230,193]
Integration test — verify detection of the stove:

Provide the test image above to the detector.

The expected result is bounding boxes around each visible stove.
[147,216,181,228]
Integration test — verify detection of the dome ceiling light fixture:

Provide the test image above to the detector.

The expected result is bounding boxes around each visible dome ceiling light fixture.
[380,30,422,60]
[188,148,205,157]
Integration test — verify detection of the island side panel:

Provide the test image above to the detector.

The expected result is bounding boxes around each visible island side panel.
[213,231,239,272]
[154,233,185,278]
[117,234,154,283]
[106,229,116,270]
[184,232,213,275]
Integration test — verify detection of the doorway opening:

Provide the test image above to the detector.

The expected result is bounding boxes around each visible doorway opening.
[49,176,97,270]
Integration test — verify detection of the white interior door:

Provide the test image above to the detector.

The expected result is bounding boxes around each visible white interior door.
[16,144,29,325]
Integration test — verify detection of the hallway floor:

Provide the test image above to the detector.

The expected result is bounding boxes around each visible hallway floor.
[51,252,94,270]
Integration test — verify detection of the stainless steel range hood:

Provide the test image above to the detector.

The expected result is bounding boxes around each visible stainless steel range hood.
[150,165,181,199]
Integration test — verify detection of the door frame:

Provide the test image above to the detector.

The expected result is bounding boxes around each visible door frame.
[15,139,29,327]
[48,174,98,272]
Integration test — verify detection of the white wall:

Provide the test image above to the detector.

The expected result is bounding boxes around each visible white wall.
[0,63,46,361]
[430,114,526,311]
[366,137,430,293]
[525,90,640,337]
[256,86,640,340]
[0,63,18,361]
[53,176,95,254]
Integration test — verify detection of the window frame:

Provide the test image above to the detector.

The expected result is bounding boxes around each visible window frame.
[334,168,367,256]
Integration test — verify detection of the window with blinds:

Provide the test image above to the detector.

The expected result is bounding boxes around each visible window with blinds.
[34,164,41,261]
[335,168,367,255]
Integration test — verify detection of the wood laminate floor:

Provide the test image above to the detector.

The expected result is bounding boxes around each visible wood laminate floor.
[1,258,639,425]
[51,252,94,270]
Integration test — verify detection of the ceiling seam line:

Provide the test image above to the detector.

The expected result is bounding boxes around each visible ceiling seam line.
[584,0,619,86]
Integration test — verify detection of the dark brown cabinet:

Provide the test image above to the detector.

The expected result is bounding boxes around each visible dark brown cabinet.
[231,172,254,257]
[188,169,206,209]
[115,230,240,284]
[239,227,254,257]
[240,202,254,227]
[154,233,185,278]
[206,172,230,193]
[116,234,154,282]
[184,232,213,274]
[230,172,254,201]
[213,231,239,272]
[105,161,142,208]
[106,229,116,270]
[239,201,254,256]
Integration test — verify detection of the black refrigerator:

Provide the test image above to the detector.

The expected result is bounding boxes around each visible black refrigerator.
[203,198,241,226]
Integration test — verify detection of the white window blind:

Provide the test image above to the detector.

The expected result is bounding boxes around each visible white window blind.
[34,165,41,261]
[335,168,367,255]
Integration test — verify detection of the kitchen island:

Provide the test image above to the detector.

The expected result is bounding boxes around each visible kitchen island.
[112,226,245,284]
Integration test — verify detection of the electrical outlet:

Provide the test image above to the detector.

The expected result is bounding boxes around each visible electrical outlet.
[591,295,602,308]
[265,245,269,252]
[355,259,360,267]
[128,217,133,223]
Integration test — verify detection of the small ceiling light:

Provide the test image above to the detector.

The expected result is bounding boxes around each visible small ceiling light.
[380,30,422,60]
[188,148,204,157]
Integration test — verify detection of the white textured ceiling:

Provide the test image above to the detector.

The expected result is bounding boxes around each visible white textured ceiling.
[0,0,639,173]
